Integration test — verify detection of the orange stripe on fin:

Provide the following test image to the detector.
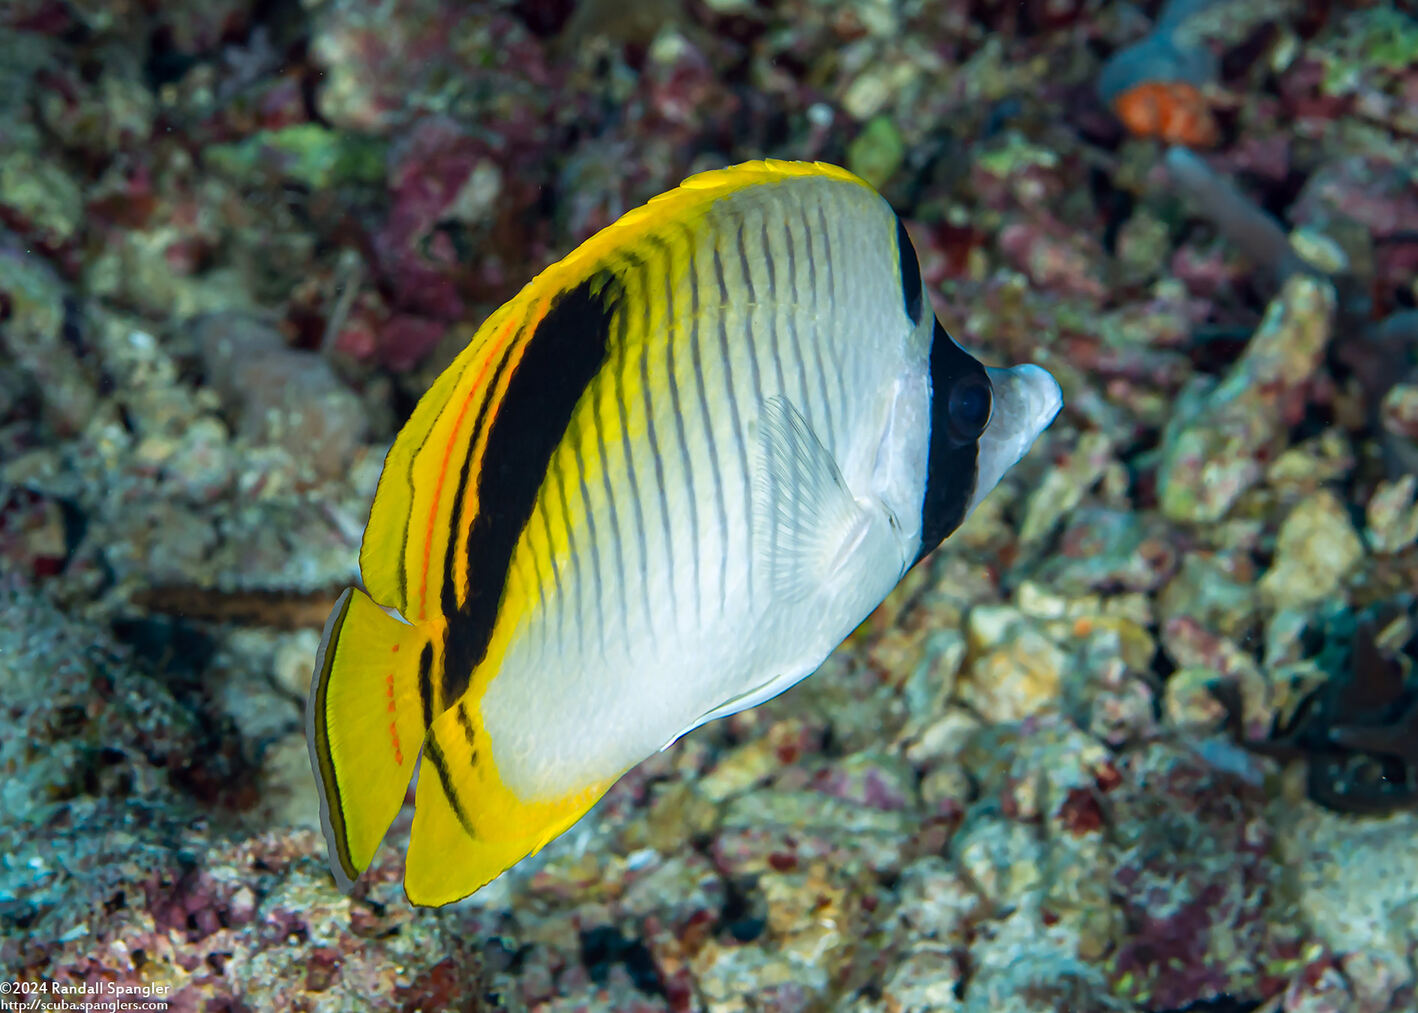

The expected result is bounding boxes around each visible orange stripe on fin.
[415,313,524,618]
[449,297,553,610]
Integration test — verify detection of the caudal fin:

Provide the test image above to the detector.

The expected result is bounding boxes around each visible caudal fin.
[404,696,615,906]
[306,588,433,891]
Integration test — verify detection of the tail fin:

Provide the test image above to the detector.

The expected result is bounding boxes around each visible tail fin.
[403,696,614,906]
[307,588,433,891]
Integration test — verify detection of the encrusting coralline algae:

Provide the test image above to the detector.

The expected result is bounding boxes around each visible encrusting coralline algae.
[2,0,1417,1009]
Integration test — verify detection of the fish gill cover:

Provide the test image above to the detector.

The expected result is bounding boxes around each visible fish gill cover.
[1,0,1417,1010]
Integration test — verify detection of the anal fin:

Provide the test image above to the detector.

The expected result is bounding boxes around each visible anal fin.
[405,698,615,906]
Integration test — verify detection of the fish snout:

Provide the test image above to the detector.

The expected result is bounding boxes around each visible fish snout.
[965,364,1063,516]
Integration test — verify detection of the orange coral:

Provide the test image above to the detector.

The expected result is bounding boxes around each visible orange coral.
[1112,80,1219,148]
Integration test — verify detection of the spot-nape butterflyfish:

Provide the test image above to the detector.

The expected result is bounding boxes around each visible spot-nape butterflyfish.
[306,159,1062,906]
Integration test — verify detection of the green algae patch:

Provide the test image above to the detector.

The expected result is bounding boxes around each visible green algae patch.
[846,115,905,191]
[1328,8,1418,84]
[206,125,387,189]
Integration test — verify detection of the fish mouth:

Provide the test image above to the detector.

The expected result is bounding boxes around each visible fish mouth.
[965,363,1063,516]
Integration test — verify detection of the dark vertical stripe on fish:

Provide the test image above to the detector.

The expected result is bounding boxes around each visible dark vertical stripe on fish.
[568,415,607,653]
[798,209,833,444]
[729,224,765,591]
[535,493,562,639]
[755,213,789,579]
[592,305,634,640]
[758,217,788,397]
[895,214,924,326]
[684,229,726,620]
[637,240,680,623]
[781,218,814,431]
[917,319,986,565]
[439,276,616,702]
[611,258,653,633]
[817,202,849,442]
[439,347,512,620]
[656,234,697,618]
[524,517,548,617]
[730,224,766,407]
[417,640,435,732]
[549,439,584,656]
[455,700,479,764]
[424,734,476,837]
[711,242,748,602]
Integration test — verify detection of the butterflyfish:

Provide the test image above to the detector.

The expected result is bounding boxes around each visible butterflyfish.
[306,159,1062,906]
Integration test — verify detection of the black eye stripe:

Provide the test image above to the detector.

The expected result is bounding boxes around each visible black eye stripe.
[895,214,923,326]
[915,319,988,566]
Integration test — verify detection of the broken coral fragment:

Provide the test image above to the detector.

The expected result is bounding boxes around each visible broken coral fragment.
[193,313,369,482]
[1258,489,1365,611]
[1366,476,1418,555]
[1157,276,1335,524]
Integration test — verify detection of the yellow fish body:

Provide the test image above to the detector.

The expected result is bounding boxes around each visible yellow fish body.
[306,159,1061,905]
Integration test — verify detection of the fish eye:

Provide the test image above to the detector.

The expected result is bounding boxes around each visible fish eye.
[947,374,992,442]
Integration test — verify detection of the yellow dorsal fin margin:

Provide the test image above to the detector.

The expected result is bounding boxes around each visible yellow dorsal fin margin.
[543,159,869,287]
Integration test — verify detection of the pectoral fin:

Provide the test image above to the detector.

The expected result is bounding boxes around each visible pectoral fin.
[752,395,872,597]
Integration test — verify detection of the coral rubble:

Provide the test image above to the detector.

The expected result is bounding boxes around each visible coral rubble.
[2,0,1416,1009]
